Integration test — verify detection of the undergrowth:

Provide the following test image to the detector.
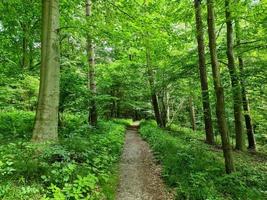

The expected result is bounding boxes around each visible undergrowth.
[139,120,267,200]
[0,111,130,199]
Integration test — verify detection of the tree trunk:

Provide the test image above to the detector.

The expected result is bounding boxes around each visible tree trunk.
[32,0,60,142]
[145,43,162,127]
[110,89,116,118]
[116,91,121,118]
[151,93,162,127]
[235,21,256,150]
[159,90,167,128]
[86,0,97,126]
[225,0,245,151]
[166,90,170,123]
[194,0,214,144]
[164,88,170,125]
[22,23,30,68]
[207,0,235,173]
[29,41,34,69]
[189,96,196,131]
[239,58,256,150]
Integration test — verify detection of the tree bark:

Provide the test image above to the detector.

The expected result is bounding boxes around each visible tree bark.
[194,0,214,144]
[86,0,97,126]
[189,96,196,131]
[32,0,60,142]
[159,89,167,128]
[225,0,245,151]
[207,0,235,173]
[110,90,116,118]
[145,43,162,127]
[166,89,170,123]
[151,92,162,127]
[116,90,121,118]
[235,21,256,150]
[21,23,30,68]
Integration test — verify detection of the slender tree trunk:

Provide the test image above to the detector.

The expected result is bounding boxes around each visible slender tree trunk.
[189,96,196,131]
[166,89,170,123]
[239,58,256,150]
[116,89,121,118]
[22,23,30,68]
[151,93,162,127]
[194,0,214,144]
[159,90,167,128]
[29,41,34,69]
[32,0,60,142]
[163,88,170,125]
[235,21,256,150]
[110,90,116,118]
[143,1,162,127]
[207,0,235,173]
[145,44,162,127]
[86,0,97,126]
[225,0,245,151]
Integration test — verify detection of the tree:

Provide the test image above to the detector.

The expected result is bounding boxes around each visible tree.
[194,0,214,144]
[207,0,235,173]
[189,95,196,131]
[0,0,40,71]
[86,0,97,126]
[32,0,60,142]
[225,0,245,151]
[235,20,256,150]
[146,42,163,127]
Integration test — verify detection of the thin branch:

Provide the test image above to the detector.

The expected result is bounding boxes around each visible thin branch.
[234,40,261,47]
[218,60,228,66]
[216,22,225,40]
[105,0,135,20]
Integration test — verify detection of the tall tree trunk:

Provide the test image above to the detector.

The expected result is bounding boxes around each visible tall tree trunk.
[151,93,162,127]
[207,0,235,173]
[110,90,116,118]
[86,0,97,126]
[194,0,214,144]
[235,21,256,150]
[116,89,121,118]
[189,96,196,131]
[29,41,34,69]
[159,90,167,128]
[163,88,170,125]
[145,44,162,127]
[22,23,30,68]
[32,0,60,142]
[166,89,170,123]
[225,0,245,151]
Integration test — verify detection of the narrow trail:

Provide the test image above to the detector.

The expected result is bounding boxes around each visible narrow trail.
[116,124,173,200]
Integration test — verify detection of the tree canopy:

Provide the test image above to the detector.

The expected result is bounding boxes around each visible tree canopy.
[0,0,266,199]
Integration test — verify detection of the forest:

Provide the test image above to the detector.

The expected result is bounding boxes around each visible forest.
[0,0,266,199]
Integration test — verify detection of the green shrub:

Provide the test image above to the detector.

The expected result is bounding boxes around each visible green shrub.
[0,116,126,199]
[0,75,39,111]
[139,120,267,200]
[112,118,133,126]
[0,111,34,141]
[59,113,88,138]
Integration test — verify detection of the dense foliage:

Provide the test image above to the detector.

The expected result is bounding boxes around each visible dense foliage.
[0,0,266,199]
[1,0,266,138]
[140,121,267,199]
[0,114,129,199]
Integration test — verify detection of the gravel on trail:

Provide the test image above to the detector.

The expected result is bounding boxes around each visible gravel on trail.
[116,125,173,200]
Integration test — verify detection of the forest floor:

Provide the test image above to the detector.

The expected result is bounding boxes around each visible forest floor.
[116,124,173,200]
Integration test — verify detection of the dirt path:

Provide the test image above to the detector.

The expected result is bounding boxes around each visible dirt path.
[116,125,173,200]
